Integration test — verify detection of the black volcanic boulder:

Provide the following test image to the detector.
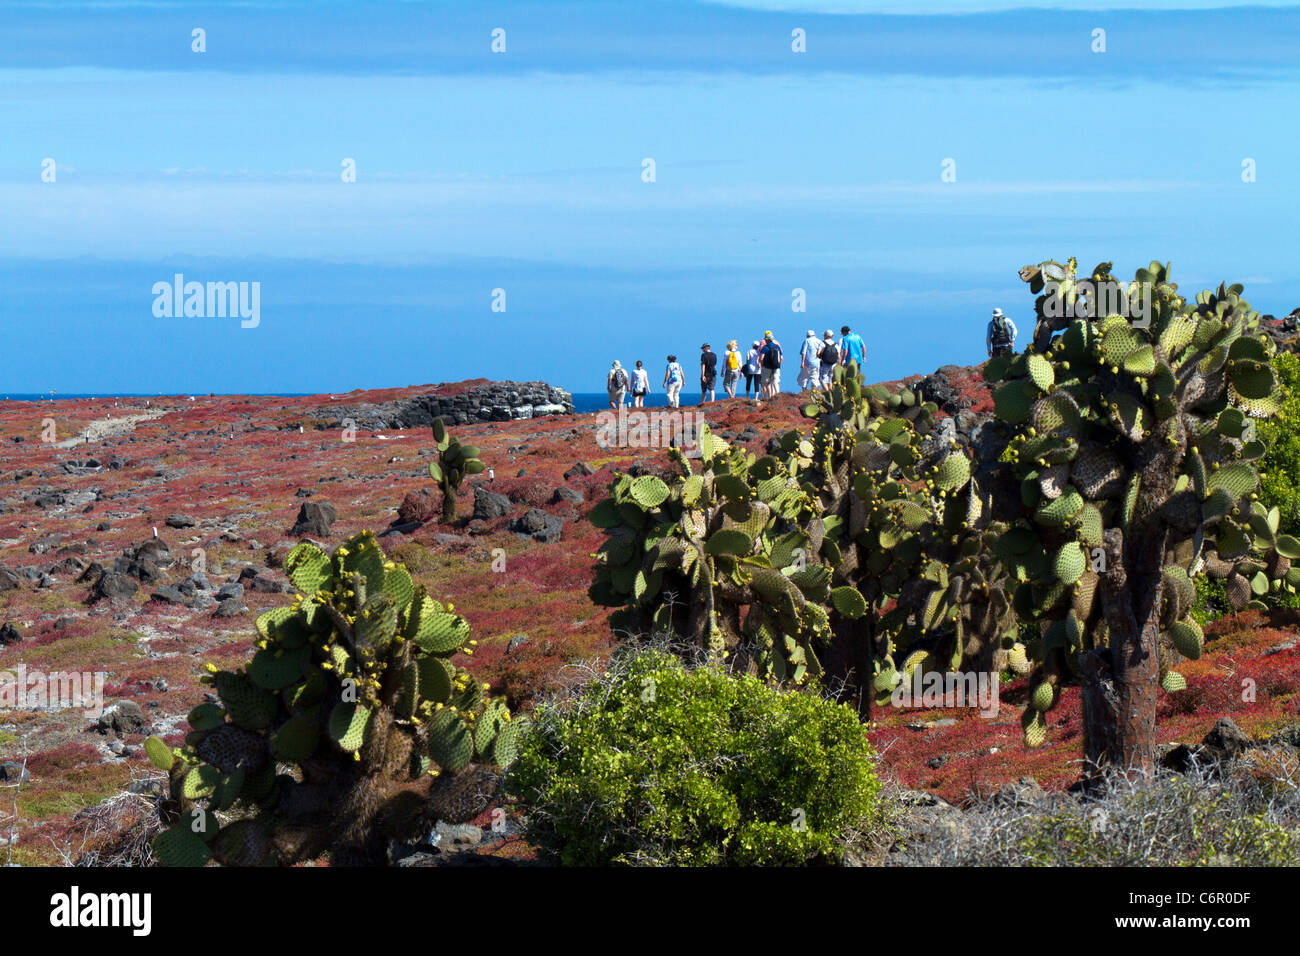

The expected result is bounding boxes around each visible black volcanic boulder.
[93,571,139,602]
[291,501,336,537]
[98,700,148,737]
[0,566,20,592]
[564,461,596,481]
[0,622,22,646]
[150,584,194,607]
[115,538,176,583]
[473,485,513,521]
[552,486,583,505]
[510,508,563,544]
[165,513,196,528]
[213,598,247,618]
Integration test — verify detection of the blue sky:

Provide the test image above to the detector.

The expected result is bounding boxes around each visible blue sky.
[2,0,1299,394]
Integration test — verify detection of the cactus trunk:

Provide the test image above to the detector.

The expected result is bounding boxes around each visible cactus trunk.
[825,612,875,718]
[1082,526,1165,774]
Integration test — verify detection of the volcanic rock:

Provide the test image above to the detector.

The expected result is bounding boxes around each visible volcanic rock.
[291,501,336,537]
[473,486,513,521]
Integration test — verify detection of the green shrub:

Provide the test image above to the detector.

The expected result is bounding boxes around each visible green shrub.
[1191,575,1229,627]
[1259,351,1300,538]
[509,648,880,866]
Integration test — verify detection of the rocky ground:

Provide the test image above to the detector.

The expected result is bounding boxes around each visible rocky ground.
[1,366,1299,865]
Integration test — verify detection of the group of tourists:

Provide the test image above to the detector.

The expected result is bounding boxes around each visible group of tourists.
[604,310,1018,409]
[605,324,872,409]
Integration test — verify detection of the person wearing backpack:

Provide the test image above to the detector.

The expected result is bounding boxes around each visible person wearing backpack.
[607,360,629,409]
[631,360,650,407]
[723,340,742,398]
[663,354,685,408]
[758,331,783,401]
[699,343,718,404]
[818,330,839,388]
[987,307,1018,358]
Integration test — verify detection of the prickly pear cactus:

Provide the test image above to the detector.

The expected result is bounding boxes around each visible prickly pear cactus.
[991,258,1294,765]
[801,364,1011,710]
[590,360,1012,709]
[428,417,485,522]
[146,531,523,866]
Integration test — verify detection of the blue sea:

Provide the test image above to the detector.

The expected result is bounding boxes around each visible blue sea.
[0,392,313,402]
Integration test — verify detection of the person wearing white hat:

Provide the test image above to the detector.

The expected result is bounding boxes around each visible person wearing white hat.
[987,308,1018,358]
[798,329,822,393]
[744,340,762,400]
[607,359,629,409]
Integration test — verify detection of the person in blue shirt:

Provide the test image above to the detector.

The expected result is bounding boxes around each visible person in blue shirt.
[839,325,865,371]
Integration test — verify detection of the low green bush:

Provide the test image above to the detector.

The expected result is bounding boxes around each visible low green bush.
[1259,351,1300,538]
[1191,574,1229,627]
[508,648,880,866]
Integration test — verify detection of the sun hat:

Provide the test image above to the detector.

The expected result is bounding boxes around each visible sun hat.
[992,308,1005,318]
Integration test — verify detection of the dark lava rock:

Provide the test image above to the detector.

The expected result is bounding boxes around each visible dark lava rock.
[49,556,86,577]
[93,571,139,602]
[0,622,22,646]
[248,573,289,594]
[510,508,563,544]
[0,762,31,784]
[564,461,596,481]
[473,485,513,521]
[321,381,573,431]
[150,585,193,607]
[98,700,148,737]
[165,513,196,528]
[115,539,176,583]
[0,567,20,592]
[291,501,336,537]
[552,486,583,505]
[1201,716,1255,761]
[213,598,247,618]
[216,582,244,602]
[505,634,530,654]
